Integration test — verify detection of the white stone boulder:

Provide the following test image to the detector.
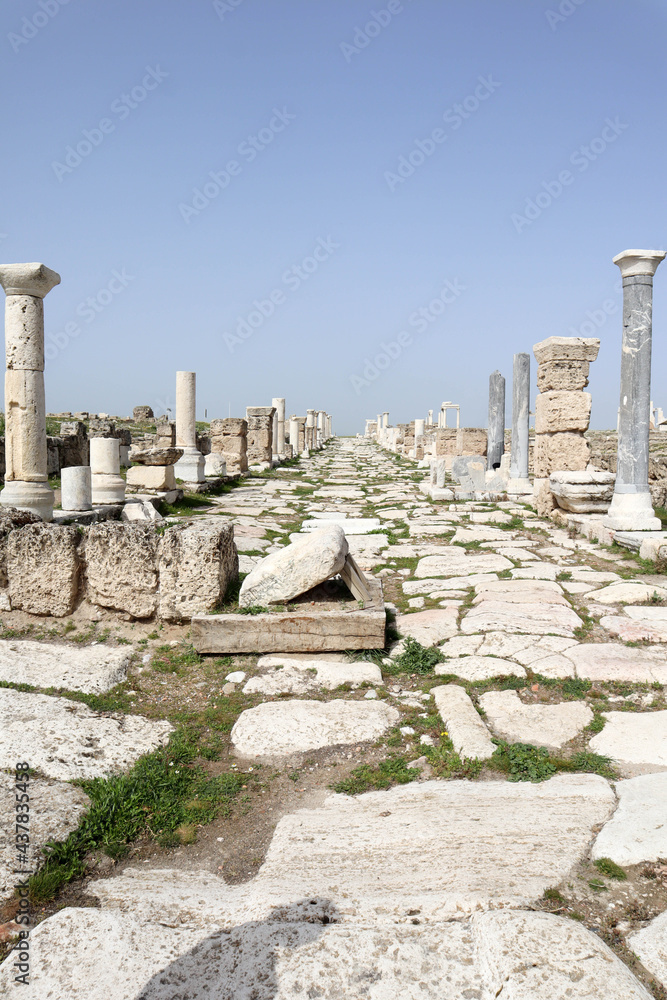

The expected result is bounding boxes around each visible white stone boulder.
[239,525,348,607]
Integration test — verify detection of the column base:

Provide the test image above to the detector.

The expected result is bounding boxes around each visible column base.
[174,447,205,483]
[506,478,533,495]
[603,491,661,531]
[91,473,126,504]
[0,480,54,521]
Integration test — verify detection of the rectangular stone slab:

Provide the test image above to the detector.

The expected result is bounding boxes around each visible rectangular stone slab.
[192,578,385,653]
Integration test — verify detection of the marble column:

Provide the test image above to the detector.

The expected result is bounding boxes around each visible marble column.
[605,248,666,530]
[427,409,433,426]
[90,437,125,503]
[306,409,317,450]
[271,397,286,457]
[61,466,92,511]
[487,370,506,470]
[382,411,389,429]
[296,415,307,453]
[174,371,205,482]
[289,416,299,453]
[0,263,60,520]
[508,353,531,491]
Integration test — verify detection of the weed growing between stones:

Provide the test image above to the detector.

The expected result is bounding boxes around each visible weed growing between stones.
[492,741,557,782]
[594,857,628,881]
[331,756,419,794]
[387,637,443,675]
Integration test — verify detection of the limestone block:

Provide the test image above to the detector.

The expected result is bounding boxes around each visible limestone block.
[130,447,182,466]
[7,523,80,616]
[204,453,226,476]
[239,525,348,607]
[132,405,154,422]
[158,522,238,621]
[210,417,246,436]
[0,508,40,587]
[479,689,592,750]
[537,359,590,392]
[549,469,615,513]
[215,436,246,455]
[534,432,590,477]
[535,391,592,434]
[231,699,399,757]
[590,710,667,776]
[533,336,600,365]
[395,608,459,645]
[532,477,556,516]
[432,684,496,759]
[592,773,667,866]
[126,465,176,491]
[84,523,159,618]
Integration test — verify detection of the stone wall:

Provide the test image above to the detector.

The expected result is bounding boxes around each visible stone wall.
[2,516,238,621]
[532,337,599,516]
[435,428,487,457]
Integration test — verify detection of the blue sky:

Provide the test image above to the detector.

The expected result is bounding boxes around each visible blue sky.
[1,0,666,433]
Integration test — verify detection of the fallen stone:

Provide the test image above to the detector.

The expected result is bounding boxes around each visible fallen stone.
[0,688,172,780]
[129,447,182,466]
[479,689,592,750]
[431,684,495,759]
[590,710,667,776]
[158,522,238,621]
[461,601,582,637]
[0,639,130,694]
[629,911,667,993]
[436,655,526,681]
[549,469,614,513]
[396,608,459,645]
[415,552,512,578]
[239,525,348,607]
[592,773,667,865]
[243,657,382,695]
[231,699,399,757]
[584,582,667,605]
[121,500,164,524]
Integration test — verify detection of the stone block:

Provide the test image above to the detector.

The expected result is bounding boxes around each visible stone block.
[0,508,41,587]
[84,523,159,618]
[132,406,154,422]
[211,417,247,437]
[213,436,245,456]
[537,360,590,392]
[549,470,615,513]
[158,522,238,621]
[535,392,592,434]
[126,465,176,491]
[533,336,600,365]
[239,525,348,607]
[534,432,590,477]
[7,523,80,617]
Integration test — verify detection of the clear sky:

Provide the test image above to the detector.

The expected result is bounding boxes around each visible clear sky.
[1,0,666,434]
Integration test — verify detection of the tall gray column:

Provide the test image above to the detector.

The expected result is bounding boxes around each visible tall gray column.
[605,249,665,530]
[487,370,506,470]
[0,262,60,520]
[508,353,531,490]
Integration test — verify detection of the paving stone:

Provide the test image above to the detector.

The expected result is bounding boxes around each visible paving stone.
[473,580,569,606]
[431,684,496,759]
[0,639,130,694]
[511,635,580,665]
[0,688,172,780]
[301,517,380,534]
[461,601,582,637]
[510,564,559,581]
[439,634,484,656]
[562,580,600,594]
[560,642,667,683]
[479,689,592,749]
[629,911,667,992]
[231,699,399,757]
[396,608,459,645]
[625,606,667,621]
[590,710,667,775]
[592,773,667,865]
[451,525,512,543]
[415,552,512,578]
[524,653,576,678]
[1,779,90,902]
[570,570,622,583]
[585,582,667,605]
[403,573,498,595]
[601,616,667,643]
[436,655,526,681]
[242,658,382,695]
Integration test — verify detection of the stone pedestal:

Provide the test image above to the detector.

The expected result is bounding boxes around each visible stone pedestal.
[210,417,247,474]
[508,353,531,493]
[289,417,300,453]
[126,465,176,491]
[605,249,665,531]
[0,263,60,520]
[61,466,92,511]
[174,371,205,483]
[246,406,275,464]
[487,372,505,470]
[90,438,125,503]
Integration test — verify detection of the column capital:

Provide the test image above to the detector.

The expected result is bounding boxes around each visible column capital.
[0,262,61,298]
[613,249,666,279]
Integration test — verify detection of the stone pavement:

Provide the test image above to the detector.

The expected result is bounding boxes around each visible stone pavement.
[2,437,667,997]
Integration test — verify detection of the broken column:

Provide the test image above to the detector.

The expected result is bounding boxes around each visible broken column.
[61,466,92,512]
[0,262,60,520]
[174,371,205,483]
[90,437,125,504]
[246,406,275,465]
[210,417,247,474]
[508,353,531,493]
[487,371,505,470]
[605,249,666,530]
[272,397,285,458]
[306,410,317,451]
[533,336,599,516]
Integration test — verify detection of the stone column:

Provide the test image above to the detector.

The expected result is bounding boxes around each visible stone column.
[246,406,275,465]
[271,397,286,457]
[289,416,300,452]
[427,409,433,426]
[0,262,60,520]
[174,371,205,483]
[90,437,125,503]
[317,410,326,447]
[296,416,307,453]
[487,371,506,470]
[306,409,317,450]
[605,249,666,530]
[382,411,389,429]
[508,353,531,493]
[61,466,92,511]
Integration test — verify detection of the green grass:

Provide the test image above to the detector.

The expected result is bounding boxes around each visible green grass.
[159,493,212,517]
[594,857,627,881]
[28,729,244,902]
[332,756,419,794]
[562,678,592,699]
[387,636,443,675]
[492,741,556,782]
